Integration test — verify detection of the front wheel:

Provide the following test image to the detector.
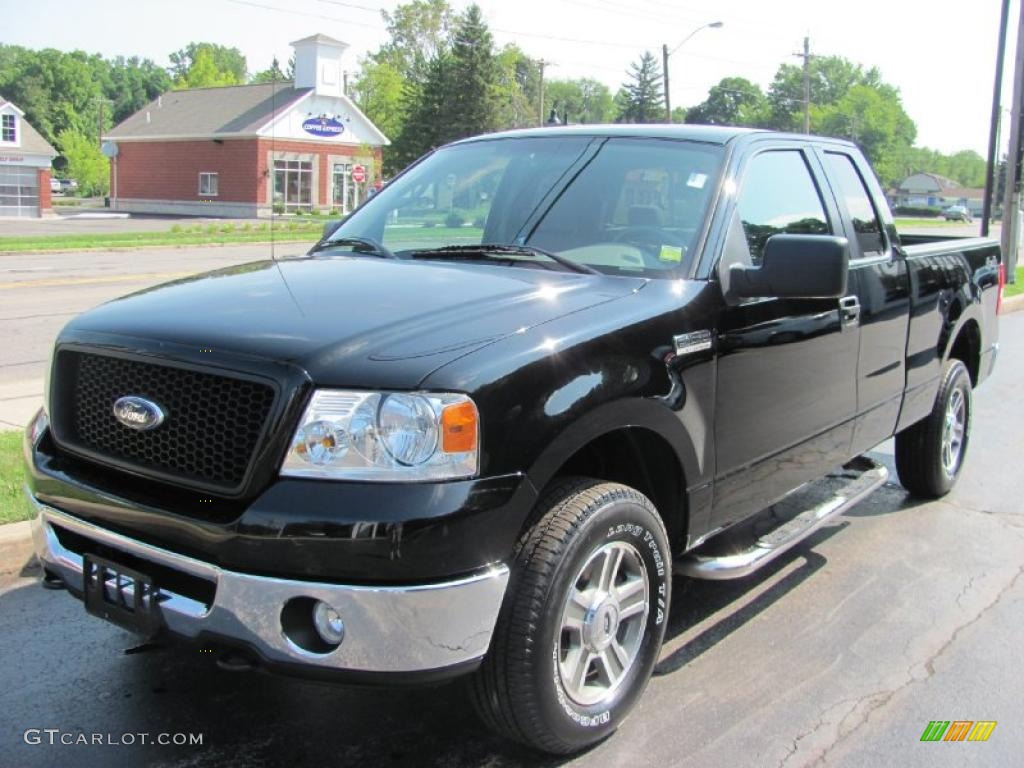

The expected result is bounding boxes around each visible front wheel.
[895,359,972,498]
[471,478,671,754]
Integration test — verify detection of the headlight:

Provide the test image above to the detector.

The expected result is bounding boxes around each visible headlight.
[281,390,479,481]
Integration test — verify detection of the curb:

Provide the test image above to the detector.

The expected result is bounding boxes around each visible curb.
[1001,293,1024,314]
[0,519,36,577]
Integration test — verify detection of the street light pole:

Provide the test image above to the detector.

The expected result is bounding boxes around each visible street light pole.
[663,21,724,123]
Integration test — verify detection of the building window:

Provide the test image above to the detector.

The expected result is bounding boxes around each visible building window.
[273,159,313,211]
[198,172,218,196]
[1,114,15,143]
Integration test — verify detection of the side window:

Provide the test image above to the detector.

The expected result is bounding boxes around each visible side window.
[735,150,830,264]
[824,152,886,256]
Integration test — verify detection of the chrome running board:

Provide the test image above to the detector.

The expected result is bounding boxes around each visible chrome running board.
[676,456,888,580]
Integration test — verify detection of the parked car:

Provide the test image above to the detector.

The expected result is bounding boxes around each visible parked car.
[59,178,78,193]
[49,177,62,194]
[944,204,974,222]
[25,126,1002,754]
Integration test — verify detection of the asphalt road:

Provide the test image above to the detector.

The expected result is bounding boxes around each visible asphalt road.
[0,312,1021,764]
[0,222,999,430]
[0,243,309,429]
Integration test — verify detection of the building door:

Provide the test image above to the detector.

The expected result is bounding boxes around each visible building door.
[0,166,39,217]
[333,163,359,214]
[272,160,312,212]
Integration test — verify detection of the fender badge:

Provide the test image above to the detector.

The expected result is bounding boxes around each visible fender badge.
[673,330,713,356]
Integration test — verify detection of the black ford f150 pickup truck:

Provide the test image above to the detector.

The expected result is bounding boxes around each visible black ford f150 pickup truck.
[24,125,1001,754]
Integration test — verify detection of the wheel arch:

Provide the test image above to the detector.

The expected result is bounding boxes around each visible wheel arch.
[523,398,698,555]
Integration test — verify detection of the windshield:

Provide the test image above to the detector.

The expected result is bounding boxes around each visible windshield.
[327,136,723,277]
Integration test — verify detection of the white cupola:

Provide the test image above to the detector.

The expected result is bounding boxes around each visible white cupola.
[291,34,349,98]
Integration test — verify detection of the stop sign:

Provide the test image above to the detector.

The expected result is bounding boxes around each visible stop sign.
[351,164,367,183]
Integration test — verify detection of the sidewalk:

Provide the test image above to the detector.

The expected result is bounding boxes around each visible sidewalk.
[0,379,41,431]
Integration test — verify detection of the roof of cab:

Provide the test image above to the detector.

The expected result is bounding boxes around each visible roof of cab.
[452,124,857,149]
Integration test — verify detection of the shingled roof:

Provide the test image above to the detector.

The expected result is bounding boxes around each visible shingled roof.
[105,82,312,140]
[0,96,58,157]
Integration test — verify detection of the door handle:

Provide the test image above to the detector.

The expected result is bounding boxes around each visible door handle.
[839,296,860,328]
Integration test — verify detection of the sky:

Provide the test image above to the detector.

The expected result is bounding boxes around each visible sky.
[3,0,1021,156]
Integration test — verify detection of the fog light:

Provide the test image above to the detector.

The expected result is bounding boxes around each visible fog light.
[313,601,345,646]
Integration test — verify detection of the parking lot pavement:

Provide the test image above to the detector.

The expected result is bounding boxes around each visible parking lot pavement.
[0,212,268,236]
[0,320,1020,766]
[0,244,307,429]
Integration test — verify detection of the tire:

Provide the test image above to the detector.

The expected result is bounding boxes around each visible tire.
[895,359,972,498]
[471,477,671,754]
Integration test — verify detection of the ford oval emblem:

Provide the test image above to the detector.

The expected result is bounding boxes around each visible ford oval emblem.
[113,396,166,431]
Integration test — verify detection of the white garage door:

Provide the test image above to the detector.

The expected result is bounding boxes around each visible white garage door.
[0,166,39,218]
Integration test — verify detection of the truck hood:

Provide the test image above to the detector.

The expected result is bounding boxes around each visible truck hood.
[64,256,647,388]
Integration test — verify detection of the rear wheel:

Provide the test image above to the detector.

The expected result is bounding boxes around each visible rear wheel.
[471,478,671,754]
[895,359,972,498]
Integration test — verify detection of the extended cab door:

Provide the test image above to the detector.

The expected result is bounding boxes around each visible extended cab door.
[710,146,859,530]
[817,149,910,456]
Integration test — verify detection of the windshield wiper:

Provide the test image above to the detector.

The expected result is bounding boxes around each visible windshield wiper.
[409,244,599,275]
[309,236,399,260]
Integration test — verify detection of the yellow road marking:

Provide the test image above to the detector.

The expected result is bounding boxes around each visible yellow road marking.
[0,272,193,290]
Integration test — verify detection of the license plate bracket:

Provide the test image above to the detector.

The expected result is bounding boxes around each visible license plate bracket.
[83,554,162,637]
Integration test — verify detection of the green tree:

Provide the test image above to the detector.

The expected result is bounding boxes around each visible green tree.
[351,59,405,140]
[106,56,171,124]
[815,84,916,185]
[445,5,500,138]
[544,78,615,124]
[249,57,287,84]
[57,129,109,195]
[390,53,452,170]
[169,43,246,88]
[686,77,768,127]
[495,44,540,128]
[377,0,455,79]
[615,52,663,123]
[766,56,878,131]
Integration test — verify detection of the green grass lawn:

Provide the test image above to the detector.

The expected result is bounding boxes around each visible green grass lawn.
[1005,266,1024,298]
[0,222,327,254]
[0,431,29,525]
[893,217,963,228]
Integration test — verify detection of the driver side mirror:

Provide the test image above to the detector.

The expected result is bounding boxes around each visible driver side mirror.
[728,234,849,300]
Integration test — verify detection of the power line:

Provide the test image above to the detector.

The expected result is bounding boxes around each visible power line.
[224,0,383,29]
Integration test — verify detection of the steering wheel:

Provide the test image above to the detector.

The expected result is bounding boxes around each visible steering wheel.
[612,226,669,249]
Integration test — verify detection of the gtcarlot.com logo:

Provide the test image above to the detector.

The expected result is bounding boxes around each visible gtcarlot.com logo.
[24,729,204,746]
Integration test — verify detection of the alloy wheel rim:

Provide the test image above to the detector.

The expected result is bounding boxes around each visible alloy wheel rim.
[557,540,649,707]
[941,387,966,476]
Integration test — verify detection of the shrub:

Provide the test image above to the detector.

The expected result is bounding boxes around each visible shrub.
[893,205,943,217]
[295,208,305,216]
[220,224,234,234]
[309,208,321,217]
[445,213,465,228]
[272,203,285,215]
[206,224,219,234]
[422,221,437,228]
[329,207,341,216]
[241,223,252,232]
[170,224,183,234]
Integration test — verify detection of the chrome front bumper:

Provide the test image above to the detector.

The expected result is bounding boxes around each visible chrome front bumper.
[28,493,509,674]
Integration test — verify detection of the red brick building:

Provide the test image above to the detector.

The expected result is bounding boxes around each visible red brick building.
[104,34,388,218]
[0,97,57,218]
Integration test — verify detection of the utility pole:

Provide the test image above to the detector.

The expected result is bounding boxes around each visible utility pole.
[1001,0,1024,282]
[792,36,812,134]
[663,22,723,125]
[982,0,1012,237]
[662,44,672,123]
[538,59,554,127]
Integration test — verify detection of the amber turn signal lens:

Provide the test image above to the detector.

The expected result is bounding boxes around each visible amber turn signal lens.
[441,401,478,453]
